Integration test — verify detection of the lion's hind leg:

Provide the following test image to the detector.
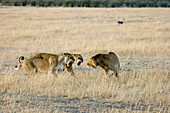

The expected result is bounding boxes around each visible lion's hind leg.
[110,66,119,78]
[30,69,37,77]
[22,64,37,77]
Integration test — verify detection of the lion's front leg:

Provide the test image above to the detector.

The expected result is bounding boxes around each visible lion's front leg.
[111,66,119,78]
[104,69,109,75]
[48,57,58,77]
[66,65,75,76]
[102,66,110,78]
[49,67,58,78]
[48,63,58,77]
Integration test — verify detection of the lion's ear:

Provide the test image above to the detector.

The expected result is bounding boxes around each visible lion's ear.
[63,53,68,56]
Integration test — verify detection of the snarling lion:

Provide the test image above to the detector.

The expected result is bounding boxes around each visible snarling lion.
[15,53,74,77]
[71,54,84,66]
[87,52,120,78]
[32,53,83,76]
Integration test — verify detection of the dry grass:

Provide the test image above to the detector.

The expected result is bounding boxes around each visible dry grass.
[0,7,169,57]
[0,7,169,112]
[1,69,169,104]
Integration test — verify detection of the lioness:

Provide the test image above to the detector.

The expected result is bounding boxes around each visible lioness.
[87,52,120,78]
[32,53,83,76]
[15,53,73,77]
[72,54,84,66]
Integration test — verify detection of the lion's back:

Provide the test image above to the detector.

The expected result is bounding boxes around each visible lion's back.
[33,53,56,60]
[108,52,120,68]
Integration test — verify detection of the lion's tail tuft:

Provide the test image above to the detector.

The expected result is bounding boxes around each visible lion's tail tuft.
[18,56,25,63]
[14,63,22,70]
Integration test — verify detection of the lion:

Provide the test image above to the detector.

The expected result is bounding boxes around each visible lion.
[32,53,83,76]
[14,53,74,77]
[87,52,120,78]
[71,54,84,66]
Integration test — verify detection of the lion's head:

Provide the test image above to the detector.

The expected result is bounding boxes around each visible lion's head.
[87,54,101,68]
[63,53,75,67]
[72,54,84,66]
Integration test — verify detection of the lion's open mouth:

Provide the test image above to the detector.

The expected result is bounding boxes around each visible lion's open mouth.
[67,61,73,67]
[77,61,82,66]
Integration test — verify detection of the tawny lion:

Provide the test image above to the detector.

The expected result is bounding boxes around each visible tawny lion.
[15,53,74,77]
[87,52,120,78]
[32,53,83,76]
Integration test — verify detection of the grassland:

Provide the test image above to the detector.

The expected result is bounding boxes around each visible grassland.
[0,7,169,112]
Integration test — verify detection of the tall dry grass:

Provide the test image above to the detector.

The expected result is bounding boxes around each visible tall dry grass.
[0,7,169,112]
[0,7,169,58]
[0,68,169,112]
[1,69,169,104]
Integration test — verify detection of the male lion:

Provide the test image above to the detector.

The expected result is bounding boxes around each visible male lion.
[14,53,73,77]
[32,53,83,76]
[87,52,120,78]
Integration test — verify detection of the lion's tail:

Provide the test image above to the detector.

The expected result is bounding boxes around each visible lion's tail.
[14,63,22,71]
[114,66,119,77]
[15,56,25,71]
[18,56,25,63]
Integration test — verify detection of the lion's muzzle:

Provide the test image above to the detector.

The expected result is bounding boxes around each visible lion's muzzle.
[87,60,97,68]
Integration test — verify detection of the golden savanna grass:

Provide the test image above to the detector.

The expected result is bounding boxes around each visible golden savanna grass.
[0,7,169,112]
